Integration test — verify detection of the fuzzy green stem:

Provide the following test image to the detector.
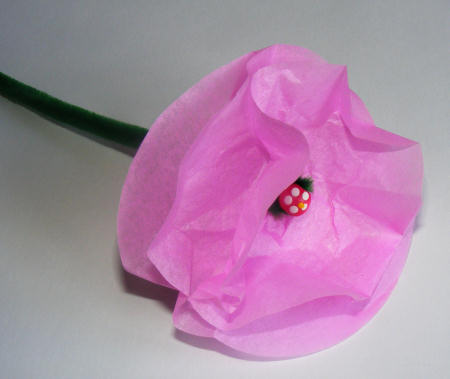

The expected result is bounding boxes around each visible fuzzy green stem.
[0,72,148,149]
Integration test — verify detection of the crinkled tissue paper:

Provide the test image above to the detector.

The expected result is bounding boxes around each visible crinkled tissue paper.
[117,44,423,359]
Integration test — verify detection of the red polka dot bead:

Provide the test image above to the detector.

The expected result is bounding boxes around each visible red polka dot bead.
[278,183,311,216]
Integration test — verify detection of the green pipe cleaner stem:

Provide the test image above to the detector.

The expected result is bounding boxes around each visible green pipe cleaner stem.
[0,72,148,149]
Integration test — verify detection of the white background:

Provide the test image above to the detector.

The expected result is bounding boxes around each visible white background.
[0,1,448,378]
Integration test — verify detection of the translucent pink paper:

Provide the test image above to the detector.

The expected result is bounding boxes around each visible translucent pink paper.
[117,45,423,358]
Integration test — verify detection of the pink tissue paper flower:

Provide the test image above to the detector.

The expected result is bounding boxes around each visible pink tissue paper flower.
[117,44,423,358]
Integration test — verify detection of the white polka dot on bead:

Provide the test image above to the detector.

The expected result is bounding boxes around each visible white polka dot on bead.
[302,192,309,201]
[301,203,308,210]
[284,196,293,205]
[289,206,299,214]
[291,187,300,197]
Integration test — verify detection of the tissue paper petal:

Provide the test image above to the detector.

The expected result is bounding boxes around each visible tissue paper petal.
[117,44,423,358]
[117,52,255,285]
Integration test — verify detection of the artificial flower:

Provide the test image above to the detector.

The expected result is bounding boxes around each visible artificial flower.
[117,44,422,358]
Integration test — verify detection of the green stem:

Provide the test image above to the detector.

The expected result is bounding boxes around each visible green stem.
[0,72,148,149]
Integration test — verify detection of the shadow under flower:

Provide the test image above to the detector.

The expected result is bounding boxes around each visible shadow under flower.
[413,175,427,232]
[116,246,178,311]
[174,330,278,361]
